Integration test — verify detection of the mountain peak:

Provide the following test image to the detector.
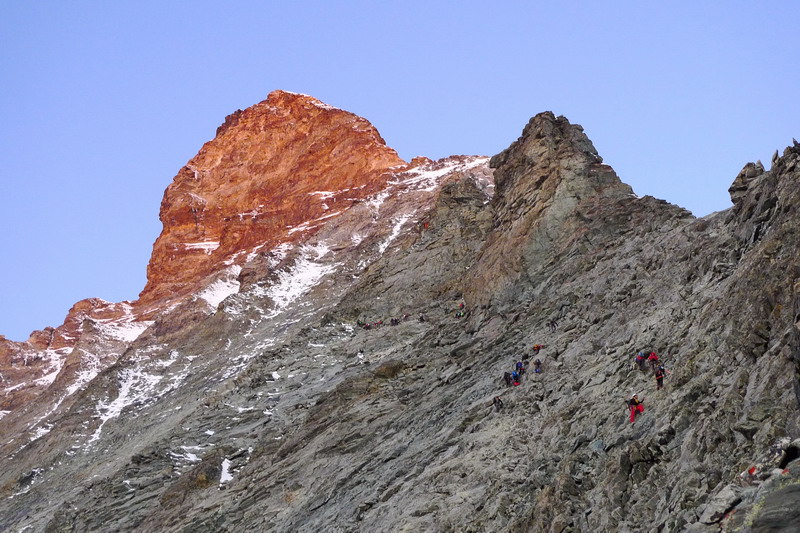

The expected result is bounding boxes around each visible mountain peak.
[139,91,407,308]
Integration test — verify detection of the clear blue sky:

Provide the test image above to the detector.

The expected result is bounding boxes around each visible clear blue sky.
[1,1,798,341]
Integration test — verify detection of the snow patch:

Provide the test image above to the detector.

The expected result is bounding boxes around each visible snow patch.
[366,189,391,212]
[87,350,185,446]
[309,191,337,200]
[170,447,203,464]
[183,241,220,254]
[287,210,344,235]
[282,91,340,112]
[64,349,103,397]
[220,458,234,483]
[32,348,71,387]
[259,244,338,315]
[198,265,242,309]
[30,423,53,442]
[378,214,413,254]
[391,156,489,193]
[94,320,153,343]
[264,242,293,267]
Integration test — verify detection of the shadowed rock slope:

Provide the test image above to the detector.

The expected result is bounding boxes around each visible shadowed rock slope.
[2,107,800,533]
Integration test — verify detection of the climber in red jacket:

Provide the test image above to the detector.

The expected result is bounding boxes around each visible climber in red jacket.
[648,352,660,371]
[627,394,644,423]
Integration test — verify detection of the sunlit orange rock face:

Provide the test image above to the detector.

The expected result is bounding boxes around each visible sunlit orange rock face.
[139,90,407,307]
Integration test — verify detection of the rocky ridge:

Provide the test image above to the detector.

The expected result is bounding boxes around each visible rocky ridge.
[1,95,799,533]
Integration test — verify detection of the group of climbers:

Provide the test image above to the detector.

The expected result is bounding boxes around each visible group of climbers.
[359,303,468,329]
[627,349,672,423]
[503,360,525,387]
[494,344,546,411]
[500,346,545,388]
[357,314,414,330]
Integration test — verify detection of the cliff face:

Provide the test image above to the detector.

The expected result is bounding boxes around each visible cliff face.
[1,96,799,533]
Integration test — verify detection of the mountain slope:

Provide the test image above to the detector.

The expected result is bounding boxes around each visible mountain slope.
[1,97,799,533]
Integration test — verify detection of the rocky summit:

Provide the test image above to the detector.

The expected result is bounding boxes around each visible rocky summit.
[1,93,799,533]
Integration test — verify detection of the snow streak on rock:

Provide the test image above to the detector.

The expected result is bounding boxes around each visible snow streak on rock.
[182,241,221,254]
[64,349,103,397]
[378,214,413,254]
[87,350,189,446]
[390,157,489,193]
[261,244,337,316]
[197,265,243,309]
[220,458,233,483]
[93,319,153,343]
[31,348,71,387]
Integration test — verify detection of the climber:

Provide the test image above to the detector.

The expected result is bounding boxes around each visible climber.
[459,302,465,310]
[654,366,665,389]
[492,396,504,412]
[515,360,525,376]
[503,372,513,388]
[511,370,521,386]
[627,394,644,423]
[533,359,542,373]
[654,365,669,390]
[418,314,426,322]
[635,351,647,371]
[533,344,545,355]
[648,351,660,371]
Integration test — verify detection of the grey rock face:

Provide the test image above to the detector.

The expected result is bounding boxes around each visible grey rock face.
[2,114,800,533]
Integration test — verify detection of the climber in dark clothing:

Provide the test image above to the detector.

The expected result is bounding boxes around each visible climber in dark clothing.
[635,351,647,371]
[655,366,667,390]
[515,360,525,375]
[503,372,513,387]
[492,396,504,411]
[533,359,542,373]
[627,394,644,423]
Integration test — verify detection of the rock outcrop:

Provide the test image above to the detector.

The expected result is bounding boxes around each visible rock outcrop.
[1,95,799,533]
